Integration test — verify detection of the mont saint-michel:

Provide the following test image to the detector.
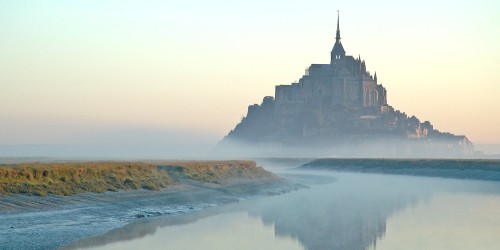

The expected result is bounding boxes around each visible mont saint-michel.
[222,14,473,157]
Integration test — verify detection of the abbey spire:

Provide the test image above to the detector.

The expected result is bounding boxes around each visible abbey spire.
[331,10,346,63]
[336,10,341,40]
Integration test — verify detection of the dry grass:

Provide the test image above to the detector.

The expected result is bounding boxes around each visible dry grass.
[157,160,274,184]
[0,162,173,196]
[0,160,275,196]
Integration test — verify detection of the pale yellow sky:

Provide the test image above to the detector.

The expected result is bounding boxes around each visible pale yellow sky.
[0,0,499,150]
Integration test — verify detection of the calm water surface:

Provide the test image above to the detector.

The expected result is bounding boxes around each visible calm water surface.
[73,170,500,250]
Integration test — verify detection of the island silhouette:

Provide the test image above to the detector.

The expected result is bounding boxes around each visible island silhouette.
[221,12,473,158]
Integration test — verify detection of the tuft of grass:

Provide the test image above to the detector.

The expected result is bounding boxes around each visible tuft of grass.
[0,160,276,196]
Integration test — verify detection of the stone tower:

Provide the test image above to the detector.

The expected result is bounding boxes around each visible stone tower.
[331,11,346,63]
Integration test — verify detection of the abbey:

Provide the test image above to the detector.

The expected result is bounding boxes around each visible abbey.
[276,13,386,112]
[222,13,473,157]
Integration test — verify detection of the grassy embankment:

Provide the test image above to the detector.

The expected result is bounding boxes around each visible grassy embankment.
[0,160,274,196]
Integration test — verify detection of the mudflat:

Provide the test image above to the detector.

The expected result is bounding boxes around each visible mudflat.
[0,160,298,249]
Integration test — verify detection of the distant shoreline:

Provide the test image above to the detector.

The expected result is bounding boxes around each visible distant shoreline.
[300,158,500,182]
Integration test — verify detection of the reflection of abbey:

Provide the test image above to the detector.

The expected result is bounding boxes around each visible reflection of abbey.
[223,13,473,157]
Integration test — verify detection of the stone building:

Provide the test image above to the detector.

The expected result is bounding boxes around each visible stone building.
[276,13,386,112]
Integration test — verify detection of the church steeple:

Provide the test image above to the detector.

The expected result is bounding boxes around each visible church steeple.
[336,10,341,41]
[331,10,346,64]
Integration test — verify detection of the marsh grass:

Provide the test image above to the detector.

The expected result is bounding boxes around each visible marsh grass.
[0,160,275,196]
[158,160,273,184]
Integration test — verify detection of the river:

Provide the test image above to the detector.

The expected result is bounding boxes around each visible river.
[67,165,500,250]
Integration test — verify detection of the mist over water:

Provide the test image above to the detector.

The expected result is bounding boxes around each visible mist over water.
[214,139,478,159]
[67,164,500,250]
[0,128,219,159]
[3,131,499,160]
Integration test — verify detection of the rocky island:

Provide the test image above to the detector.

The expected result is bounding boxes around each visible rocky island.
[221,13,473,157]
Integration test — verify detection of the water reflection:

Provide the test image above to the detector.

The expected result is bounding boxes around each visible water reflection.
[67,171,500,250]
[74,211,304,250]
[370,192,500,250]
[246,172,431,250]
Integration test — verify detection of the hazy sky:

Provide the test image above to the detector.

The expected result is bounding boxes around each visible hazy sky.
[1,0,499,154]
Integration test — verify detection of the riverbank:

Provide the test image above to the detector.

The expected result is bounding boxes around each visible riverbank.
[0,161,299,249]
[0,160,274,197]
[300,158,500,182]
